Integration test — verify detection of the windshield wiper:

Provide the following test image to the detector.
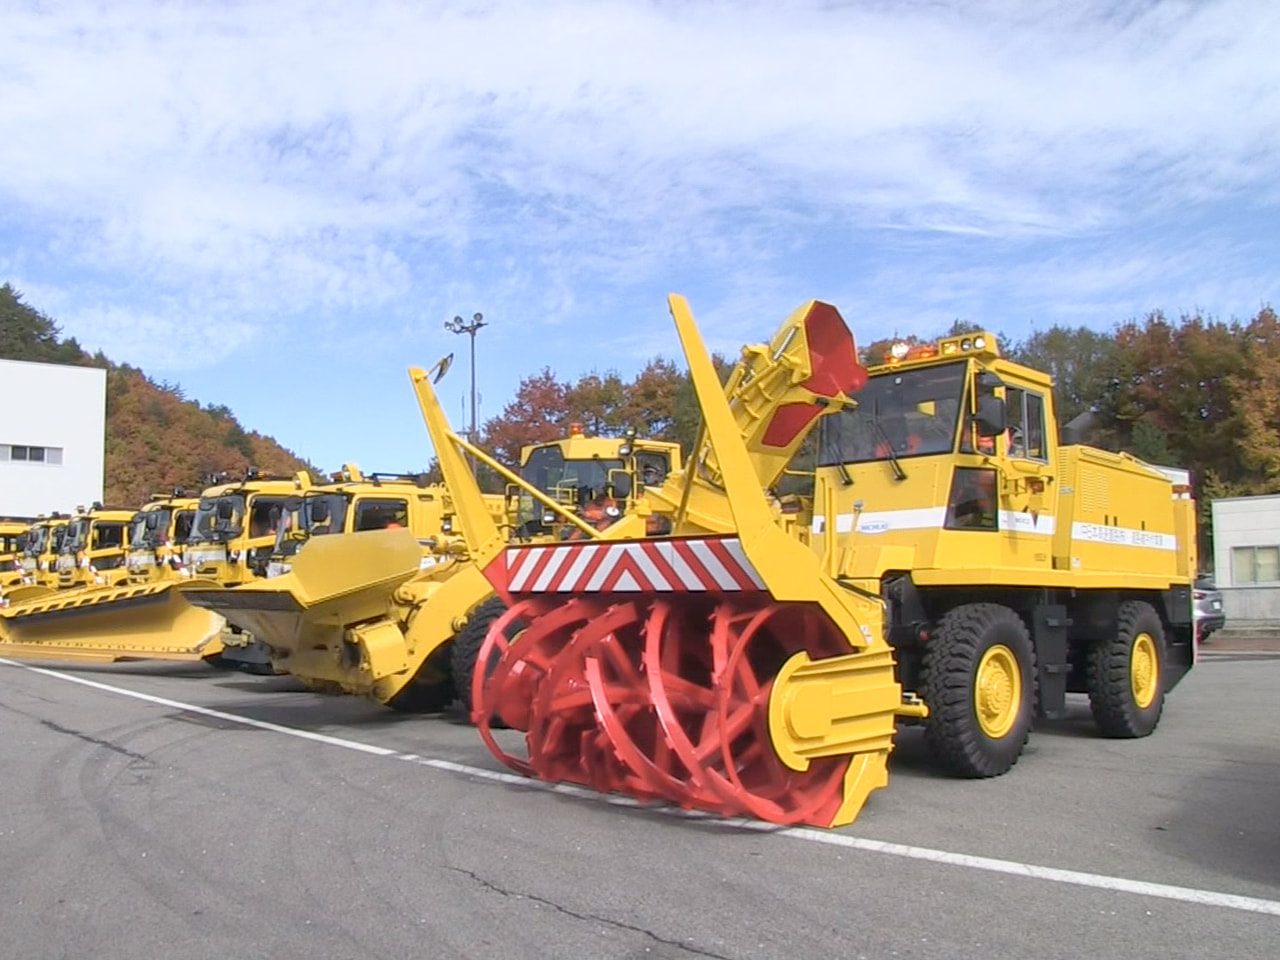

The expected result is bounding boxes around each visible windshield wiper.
[821,428,854,486]
[870,416,908,482]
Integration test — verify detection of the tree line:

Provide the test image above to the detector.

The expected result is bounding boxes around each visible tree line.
[472,305,1280,516]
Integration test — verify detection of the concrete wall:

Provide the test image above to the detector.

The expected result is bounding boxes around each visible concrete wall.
[0,359,106,519]
[1211,495,1280,627]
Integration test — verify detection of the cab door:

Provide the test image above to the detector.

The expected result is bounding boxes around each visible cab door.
[998,386,1057,571]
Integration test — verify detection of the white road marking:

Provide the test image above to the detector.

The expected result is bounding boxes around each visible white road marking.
[5,657,1280,919]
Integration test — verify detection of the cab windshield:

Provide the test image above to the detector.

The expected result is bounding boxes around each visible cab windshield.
[26,526,50,557]
[131,509,174,548]
[520,448,625,500]
[63,519,91,553]
[191,495,246,542]
[818,362,967,465]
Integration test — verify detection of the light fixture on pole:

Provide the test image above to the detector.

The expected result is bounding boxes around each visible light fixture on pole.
[444,311,487,449]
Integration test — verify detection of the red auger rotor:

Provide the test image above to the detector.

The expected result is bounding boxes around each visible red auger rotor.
[473,538,857,826]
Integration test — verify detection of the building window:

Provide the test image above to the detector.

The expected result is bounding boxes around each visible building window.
[1232,545,1280,584]
[1,444,64,465]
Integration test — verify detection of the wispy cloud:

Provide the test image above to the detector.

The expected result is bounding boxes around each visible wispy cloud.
[1,0,1277,466]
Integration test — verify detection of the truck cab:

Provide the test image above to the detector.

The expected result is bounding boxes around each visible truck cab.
[19,515,69,589]
[126,493,200,583]
[267,464,469,577]
[57,505,135,589]
[184,470,310,583]
[507,424,683,540]
[810,331,1196,774]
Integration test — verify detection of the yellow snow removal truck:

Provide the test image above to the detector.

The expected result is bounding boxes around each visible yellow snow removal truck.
[181,469,311,670]
[125,492,200,583]
[54,504,136,590]
[433,295,1197,828]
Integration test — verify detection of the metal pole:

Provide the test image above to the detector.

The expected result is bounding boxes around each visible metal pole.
[445,311,487,471]
[469,326,478,445]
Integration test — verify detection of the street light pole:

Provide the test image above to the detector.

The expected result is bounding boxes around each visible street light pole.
[444,310,487,449]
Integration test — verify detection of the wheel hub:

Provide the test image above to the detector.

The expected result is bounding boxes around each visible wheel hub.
[1130,633,1158,709]
[975,644,1020,739]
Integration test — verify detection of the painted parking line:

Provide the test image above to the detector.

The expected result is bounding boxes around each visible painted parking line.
[5,656,1280,919]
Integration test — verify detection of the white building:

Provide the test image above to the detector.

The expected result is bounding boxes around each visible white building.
[1211,494,1280,628]
[0,358,107,520]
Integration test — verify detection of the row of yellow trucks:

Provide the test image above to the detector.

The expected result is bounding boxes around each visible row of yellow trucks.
[0,294,1198,830]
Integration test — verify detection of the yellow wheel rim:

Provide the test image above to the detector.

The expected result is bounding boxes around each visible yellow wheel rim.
[975,644,1022,739]
[1130,633,1159,709]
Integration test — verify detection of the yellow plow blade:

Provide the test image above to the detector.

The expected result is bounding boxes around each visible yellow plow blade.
[179,529,426,694]
[0,580,227,664]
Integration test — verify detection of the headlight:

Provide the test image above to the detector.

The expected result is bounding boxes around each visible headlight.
[542,512,556,524]
[605,506,621,518]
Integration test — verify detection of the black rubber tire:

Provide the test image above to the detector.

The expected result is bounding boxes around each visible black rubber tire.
[1086,600,1165,738]
[921,602,1036,778]
[450,596,511,716]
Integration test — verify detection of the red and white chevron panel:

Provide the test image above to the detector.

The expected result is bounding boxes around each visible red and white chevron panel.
[485,538,767,595]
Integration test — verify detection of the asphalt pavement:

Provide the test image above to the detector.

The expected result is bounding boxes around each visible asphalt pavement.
[1,650,1277,960]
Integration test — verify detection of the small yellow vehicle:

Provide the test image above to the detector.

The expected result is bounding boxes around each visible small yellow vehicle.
[55,504,135,590]
[125,493,200,583]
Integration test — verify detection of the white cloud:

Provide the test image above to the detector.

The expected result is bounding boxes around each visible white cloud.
[0,0,1277,396]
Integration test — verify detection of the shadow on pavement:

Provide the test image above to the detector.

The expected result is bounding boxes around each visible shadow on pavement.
[1149,745,1280,889]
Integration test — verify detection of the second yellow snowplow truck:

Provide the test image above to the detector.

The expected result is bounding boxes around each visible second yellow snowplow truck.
[180,469,310,670]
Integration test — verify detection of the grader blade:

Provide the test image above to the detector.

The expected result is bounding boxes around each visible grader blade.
[471,295,904,828]
[181,528,428,695]
[0,580,227,664]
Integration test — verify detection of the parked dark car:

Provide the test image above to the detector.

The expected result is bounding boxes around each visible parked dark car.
[1194,575,1226,642]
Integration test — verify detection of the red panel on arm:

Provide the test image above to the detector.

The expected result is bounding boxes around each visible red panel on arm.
[759,302,868,448]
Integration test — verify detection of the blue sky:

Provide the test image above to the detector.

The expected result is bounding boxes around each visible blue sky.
[2,0,1277,474]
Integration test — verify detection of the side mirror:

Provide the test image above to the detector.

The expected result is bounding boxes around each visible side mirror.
[216,501,234,521]
[975,395,1007,438]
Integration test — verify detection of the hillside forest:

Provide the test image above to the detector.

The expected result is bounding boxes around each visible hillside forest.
[4,283,1278,539]
[1,284,317,507]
